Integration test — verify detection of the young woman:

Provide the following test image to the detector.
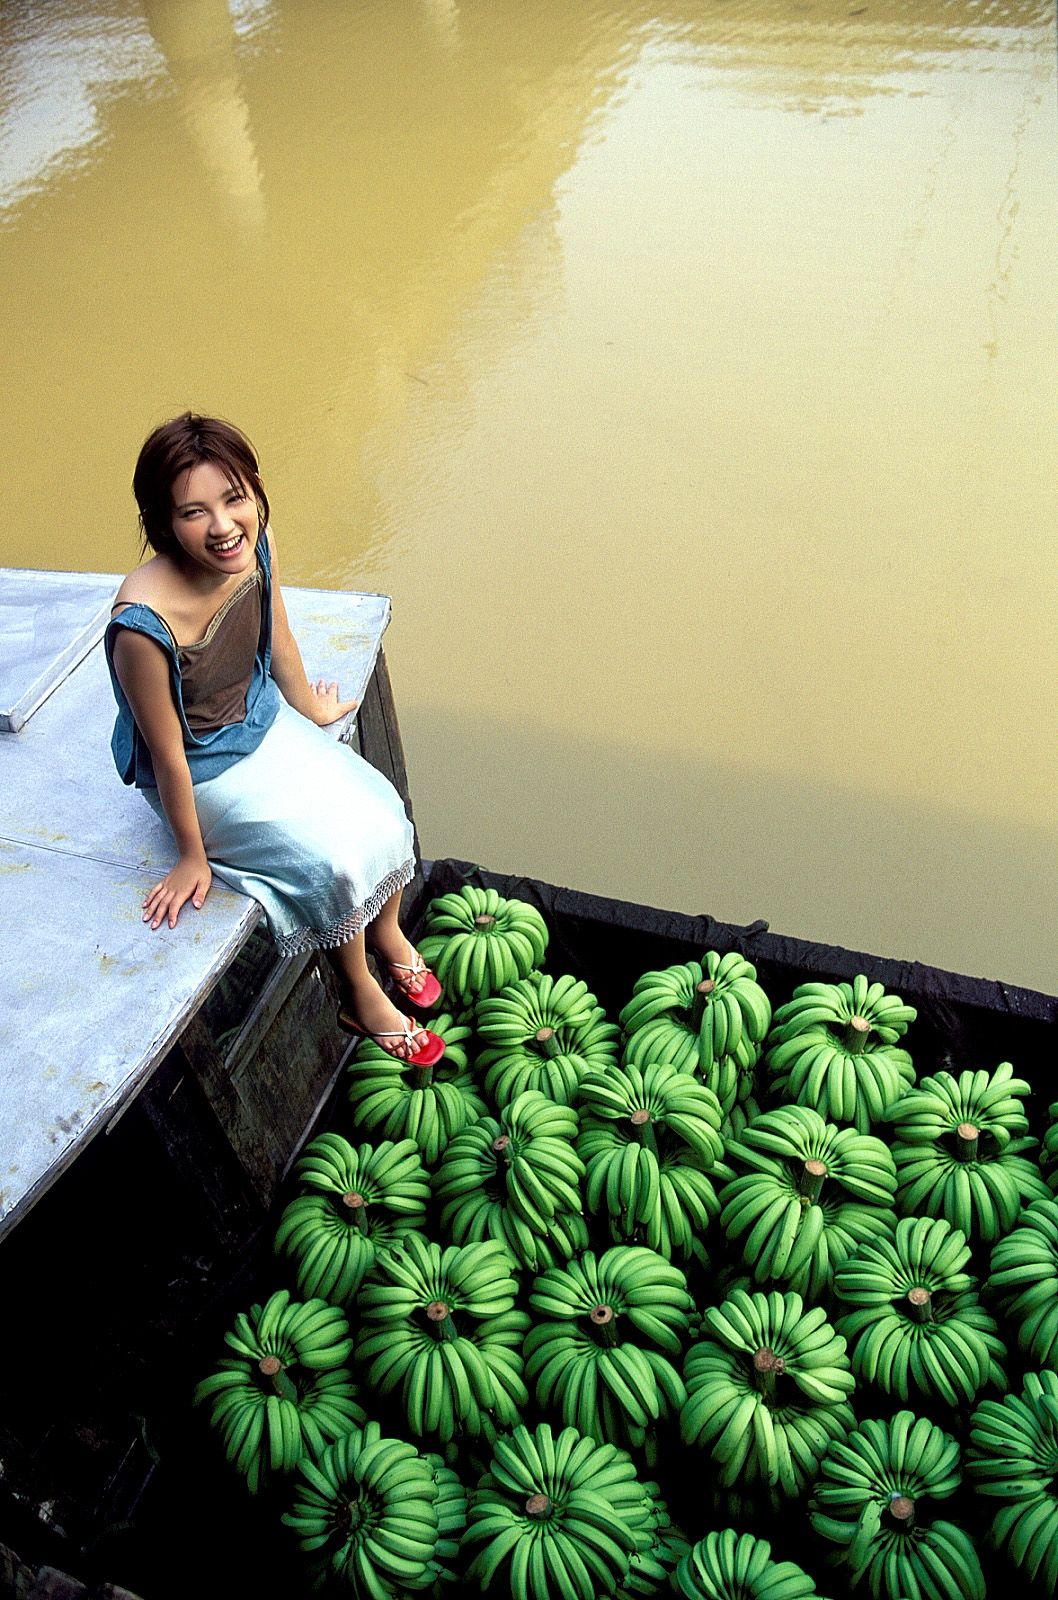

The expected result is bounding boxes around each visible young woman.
[105,412,444,1064]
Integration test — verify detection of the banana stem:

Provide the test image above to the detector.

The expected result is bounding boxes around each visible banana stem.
[525,1494,553,1520]
[844,1016,871,1054]
[691,978,716,1031]
[887,1495,915,1530]
[751,1347,785,1403]
[955,1122,980,1161]
[629,1109,658,1155]
[409,1061,434,1090]
[426,1300,457,1342]
[492,1134,512,1173]
[474,914,497,928]
[906,1288,933,1324]
[589,1304,619,1348]
[340,1192,368,1232]
[798,1159,827,1202]
[258,1356,297,1402]
[534,1026,563,1060]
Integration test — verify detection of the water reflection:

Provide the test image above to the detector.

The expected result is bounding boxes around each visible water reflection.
[143,0,266,230]
[0,0,1054,989]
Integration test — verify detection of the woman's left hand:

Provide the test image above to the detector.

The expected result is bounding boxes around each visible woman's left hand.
[308,679,359,725]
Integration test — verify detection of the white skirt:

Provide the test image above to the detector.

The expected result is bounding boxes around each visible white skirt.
[144,701,415,956]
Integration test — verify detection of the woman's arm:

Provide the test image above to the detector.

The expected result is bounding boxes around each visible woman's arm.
[111,629,212,930]
[266,530,359,726]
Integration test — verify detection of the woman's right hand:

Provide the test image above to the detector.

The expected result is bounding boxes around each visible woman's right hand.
[143,852,212,930]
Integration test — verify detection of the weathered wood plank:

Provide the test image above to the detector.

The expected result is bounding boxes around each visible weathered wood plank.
[132,1032,266,1254]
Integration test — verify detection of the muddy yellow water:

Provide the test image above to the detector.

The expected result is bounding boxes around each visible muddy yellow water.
[2,0,1055,992]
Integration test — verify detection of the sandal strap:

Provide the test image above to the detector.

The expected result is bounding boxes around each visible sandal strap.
[388,954,426,978]
[337,1010,422,1045]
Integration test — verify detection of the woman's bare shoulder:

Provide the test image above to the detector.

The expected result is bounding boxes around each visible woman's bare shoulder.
[111,555,174,613]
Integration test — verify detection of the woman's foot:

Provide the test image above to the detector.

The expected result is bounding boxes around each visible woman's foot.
[370,933,442,1011]
[337,973,427,1060]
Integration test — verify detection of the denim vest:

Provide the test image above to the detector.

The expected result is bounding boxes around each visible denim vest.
[104,533,281,789]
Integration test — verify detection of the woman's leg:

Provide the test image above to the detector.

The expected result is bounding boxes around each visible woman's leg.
[327,929,426,1058]
[367,886,434,998]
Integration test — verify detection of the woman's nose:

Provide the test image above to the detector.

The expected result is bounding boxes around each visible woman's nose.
[211,502,237,534]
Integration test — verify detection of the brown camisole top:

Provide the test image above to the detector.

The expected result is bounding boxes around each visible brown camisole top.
[178,569,263,734]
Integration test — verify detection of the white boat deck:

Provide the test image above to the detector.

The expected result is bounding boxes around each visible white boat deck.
[0,568,391,1239]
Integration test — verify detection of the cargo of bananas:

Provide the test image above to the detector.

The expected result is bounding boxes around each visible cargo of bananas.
[681,1289,856,1505]
[275,1135,430,1305]
[346,1013,487,1165]
[763,975,916,1131]
[619,950,770,1114]
[433,1090,587,1272]
[194,1290,361,1491]
[966,1370,1058,1594]
[525,1246,693,1453]
[418,884,548,1002]
[475,971,620,1109]
[353,1235,529,1443]
[673,1529,827,1600]
[985,1196,1058,1369]
[884,1061,1050,1245]
[809,1410,985,1600]
[718,1106,898,1301]
[833,1216,1006,1406]
[464,1422,665,1600]
[577,1057,726,1265]
[281,1420,466,1594]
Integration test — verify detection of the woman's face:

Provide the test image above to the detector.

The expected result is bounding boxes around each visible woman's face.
[169,459,260,578]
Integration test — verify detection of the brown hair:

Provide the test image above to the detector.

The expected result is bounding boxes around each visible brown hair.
[133,412,270,555]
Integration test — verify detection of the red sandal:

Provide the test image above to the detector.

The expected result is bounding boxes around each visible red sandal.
[384,950,442,1012]
[336,1007,446,1066]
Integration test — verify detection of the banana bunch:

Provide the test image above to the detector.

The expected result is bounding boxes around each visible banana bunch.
[985,1196,1058,1376]
[476,971,620,1110]
[833,1216,1006,1406]
[884,1062,1050,1245]
[525,1247,693,1452]
[1042,1100,1058,1192]
[275,1135,430,1305]
[623,1027,761,1120]
[619,951,770,1114]
[281,1421,466,1595]
[966,1370,1058,1595]
[434,1091,587,1272]
[718,1106,898,1301]
[674,1530,827,1600]
[722,1092,764,1147]
[615,1504,689,1600]
[464,1422,661,1600]
[346,1014,487,1165]
[577,1058,726,1264]
[809,1411,984,1600]
[353,1235,529,1442]
[763,975,916,1131]
[681,1289,856,1502]
[195,1290,360,1491]
[419,884,548,1002]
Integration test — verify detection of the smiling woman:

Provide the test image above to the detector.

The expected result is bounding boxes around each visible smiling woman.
[104,412,445,1065]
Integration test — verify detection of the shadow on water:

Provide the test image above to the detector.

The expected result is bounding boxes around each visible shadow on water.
[401,703,1058,996]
